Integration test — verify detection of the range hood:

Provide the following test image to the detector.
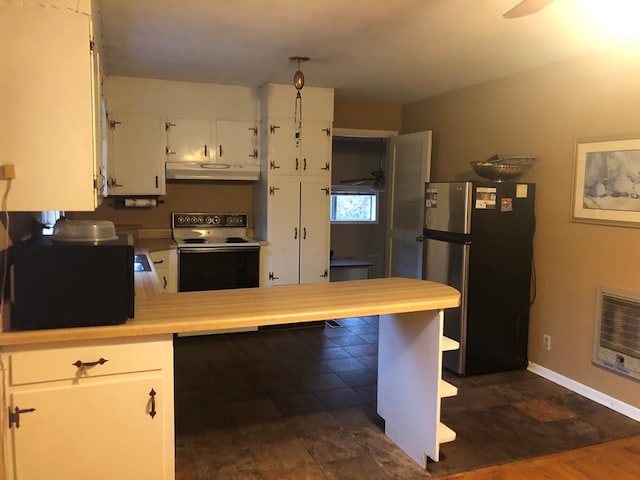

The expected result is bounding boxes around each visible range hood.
[166,162,260,181]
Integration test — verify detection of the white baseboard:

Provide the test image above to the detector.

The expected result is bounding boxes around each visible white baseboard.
[527,362,640,422]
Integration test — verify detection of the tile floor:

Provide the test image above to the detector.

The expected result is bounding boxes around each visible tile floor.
[174,317,640,479]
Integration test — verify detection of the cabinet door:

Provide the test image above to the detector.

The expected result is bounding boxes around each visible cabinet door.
[301,121,332,177]
[90,44,107,205]
[266,120,299,175]
[8,375,169,480]
[165,118,210,162]
[150,249,177,293]
[0,3,95,211]
[299,179,330,284]
[108,113,165,195]
[266,179,301,285]
[216,120,259,165]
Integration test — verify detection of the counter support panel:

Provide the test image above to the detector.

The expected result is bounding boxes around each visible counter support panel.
[378,309,453,466]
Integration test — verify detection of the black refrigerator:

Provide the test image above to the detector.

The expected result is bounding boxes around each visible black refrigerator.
[422,181,535,375]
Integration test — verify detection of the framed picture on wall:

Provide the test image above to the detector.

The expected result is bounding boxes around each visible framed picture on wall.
[571,135,640,228]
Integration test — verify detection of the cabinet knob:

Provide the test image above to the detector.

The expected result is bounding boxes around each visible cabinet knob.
[219,145,223,157]
[165,122,176,131]
[303,227,307,240]
[249,126,258,136]
[320,269,328,278]
[249,149,258,159]
[321,162,330,171]
[322,127,331,137]
[303,158,307,170]
[166,146,176,156]
[269,160,280,170]
[294,227,298,240]
[268,272,279,281]
[270,124,280,134]
[321,187,330,196]
[269,186,280,195]
[295,158,299,171]
[109,120,122,130]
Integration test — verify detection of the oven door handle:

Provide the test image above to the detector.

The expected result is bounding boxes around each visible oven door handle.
[179,247,260,254]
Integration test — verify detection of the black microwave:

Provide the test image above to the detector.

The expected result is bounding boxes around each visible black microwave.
[11,235,135,331]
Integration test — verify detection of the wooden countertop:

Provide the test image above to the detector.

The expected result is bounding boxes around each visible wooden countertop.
[0,278,460,347]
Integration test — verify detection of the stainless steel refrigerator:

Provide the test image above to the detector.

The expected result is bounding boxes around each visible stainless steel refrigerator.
[422,181,535,375]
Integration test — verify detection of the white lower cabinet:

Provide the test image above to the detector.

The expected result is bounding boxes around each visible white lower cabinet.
[264,177,330,286]
[2,336,174,480]
[150,249,177,293]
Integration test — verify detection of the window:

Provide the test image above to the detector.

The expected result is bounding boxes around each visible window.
[330,186,378,223]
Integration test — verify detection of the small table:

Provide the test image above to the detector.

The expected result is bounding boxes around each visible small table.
[330,257,372,281]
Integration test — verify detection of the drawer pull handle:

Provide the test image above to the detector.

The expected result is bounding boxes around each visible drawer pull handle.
[149,388,157,419]
[153,259,164,264]
[72,357,109,369]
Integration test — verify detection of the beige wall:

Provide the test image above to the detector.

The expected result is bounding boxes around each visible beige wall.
[402,48,640,407]
[334,98,402,131]
[72,182,254,229]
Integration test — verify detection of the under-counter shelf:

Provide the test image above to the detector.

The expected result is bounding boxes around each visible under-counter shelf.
[442,336,460,352]
[439,379,458,398]
[437,422,457,445]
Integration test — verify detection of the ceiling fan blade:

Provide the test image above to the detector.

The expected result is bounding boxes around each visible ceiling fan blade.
[340,178,371,185]
[503,0,554,18]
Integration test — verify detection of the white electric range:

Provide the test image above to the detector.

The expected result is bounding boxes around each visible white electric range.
[171,213,260,292]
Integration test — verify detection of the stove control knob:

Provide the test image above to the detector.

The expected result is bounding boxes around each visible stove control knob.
[212,216,222,225]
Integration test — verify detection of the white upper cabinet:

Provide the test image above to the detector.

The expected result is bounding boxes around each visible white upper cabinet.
[105,76,261,182]
[164,118,259,166]
[165,118,210,162]
[0,0,100,211]
[107,113,166,195]
[262,84,333,178]
[216,120,260,166]
[265,120,332,176]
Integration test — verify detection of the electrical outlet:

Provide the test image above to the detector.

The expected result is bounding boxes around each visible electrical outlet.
[542,334,551,351]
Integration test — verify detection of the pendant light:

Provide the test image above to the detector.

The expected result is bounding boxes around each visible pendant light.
[289,56,309,146]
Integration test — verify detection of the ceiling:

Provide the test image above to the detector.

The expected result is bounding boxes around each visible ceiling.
[96,0,621,104]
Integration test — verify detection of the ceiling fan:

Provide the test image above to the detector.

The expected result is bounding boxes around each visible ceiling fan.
[503,0,554,18]
[340,168,386,192]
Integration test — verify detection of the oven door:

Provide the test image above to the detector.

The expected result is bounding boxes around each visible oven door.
[178,246,260,292]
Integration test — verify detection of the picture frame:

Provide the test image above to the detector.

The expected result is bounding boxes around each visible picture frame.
[571,135,640,228]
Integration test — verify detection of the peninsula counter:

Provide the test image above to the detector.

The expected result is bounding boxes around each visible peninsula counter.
[0,278,460,477]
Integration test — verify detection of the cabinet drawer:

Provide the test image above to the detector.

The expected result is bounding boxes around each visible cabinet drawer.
[7,338,166,386]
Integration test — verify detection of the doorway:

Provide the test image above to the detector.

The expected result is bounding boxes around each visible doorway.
[331,136,389,279]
